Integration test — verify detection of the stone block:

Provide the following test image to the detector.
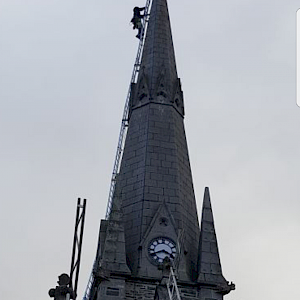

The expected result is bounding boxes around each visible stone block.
[149,186,163,195]
[211,263,222,275]
[167,181,177,189]
[203,209,213,222]
[201,241,211,252]
[150,172,162,180]
[144,178,158,187]
[161,140,175,149]
[144,193,159,201]
[157,181,168,188]
[201,252,213,263]
[163,174,175,182]
[150,158,161,167]
[162,160,172,167]
[164,188,176,197]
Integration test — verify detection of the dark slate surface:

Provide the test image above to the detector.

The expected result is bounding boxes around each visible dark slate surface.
[197,187,227,285]
[118,98,200,279]
[139,0,178,97]
[112,0,200,280]
[98,188,131,275]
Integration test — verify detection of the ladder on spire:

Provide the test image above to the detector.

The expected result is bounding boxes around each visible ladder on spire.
[167,231,183,300]
[167,267,182,300]
[83,2,152,299]
[104,0,152,220]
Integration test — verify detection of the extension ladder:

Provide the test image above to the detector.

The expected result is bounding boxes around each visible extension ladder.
[104,0,152,220]
[167,267,182,300]
[82,1,152,299]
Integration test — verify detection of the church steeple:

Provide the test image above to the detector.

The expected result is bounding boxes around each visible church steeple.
[88,1,234,299]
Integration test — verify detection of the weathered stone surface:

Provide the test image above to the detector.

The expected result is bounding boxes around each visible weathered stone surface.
[197,187,230,291]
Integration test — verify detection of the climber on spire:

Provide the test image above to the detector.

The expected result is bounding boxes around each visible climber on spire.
[131,6,145,39]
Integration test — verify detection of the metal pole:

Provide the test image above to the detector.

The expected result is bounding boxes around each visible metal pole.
[74,198,86,295]
[69,198,87,299]
[70,198,81,289]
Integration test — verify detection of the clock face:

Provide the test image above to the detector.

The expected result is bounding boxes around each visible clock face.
[148,237,176,264]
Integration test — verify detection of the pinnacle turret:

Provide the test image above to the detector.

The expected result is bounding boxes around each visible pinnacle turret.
[198,187,235,294]
[96,186,130,275]
[198,187,224,283]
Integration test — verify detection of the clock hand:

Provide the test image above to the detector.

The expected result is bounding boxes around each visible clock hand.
[155,249,171,255]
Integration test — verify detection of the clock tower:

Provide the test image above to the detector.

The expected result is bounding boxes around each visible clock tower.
[87,0,235,299]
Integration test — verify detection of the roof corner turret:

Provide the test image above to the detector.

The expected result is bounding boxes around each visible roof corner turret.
[198,188,229,287]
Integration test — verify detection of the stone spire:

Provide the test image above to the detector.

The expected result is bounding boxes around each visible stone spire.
[198,187,235,295]
[119,0,197,280]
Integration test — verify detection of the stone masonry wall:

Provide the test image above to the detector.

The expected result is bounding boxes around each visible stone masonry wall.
[125,282,157,300]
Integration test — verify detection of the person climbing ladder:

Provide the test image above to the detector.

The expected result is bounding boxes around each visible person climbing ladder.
[131,7,145,39]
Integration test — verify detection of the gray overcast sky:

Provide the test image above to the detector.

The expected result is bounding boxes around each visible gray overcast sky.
[1,0,299,299]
